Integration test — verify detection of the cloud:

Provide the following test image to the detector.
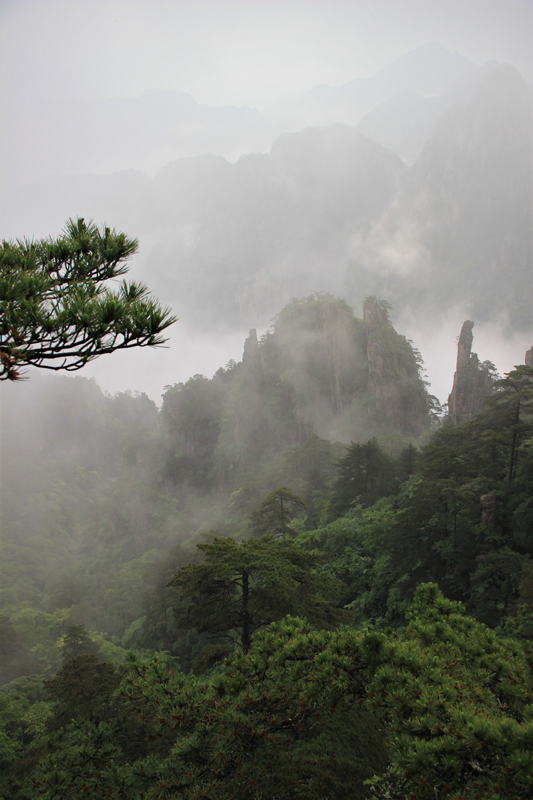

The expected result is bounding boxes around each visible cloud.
[350,205,435,280]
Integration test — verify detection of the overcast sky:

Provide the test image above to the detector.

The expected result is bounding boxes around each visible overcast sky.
[1,0,531,404]
[2,0,532,111]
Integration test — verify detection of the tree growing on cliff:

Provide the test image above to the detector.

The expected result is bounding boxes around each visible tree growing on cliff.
[168,536,351,653]
[0,218,176,380]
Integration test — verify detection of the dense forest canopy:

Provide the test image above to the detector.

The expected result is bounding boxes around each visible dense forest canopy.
[1,291,532,799]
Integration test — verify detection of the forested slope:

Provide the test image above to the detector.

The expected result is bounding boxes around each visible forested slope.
[1,293,532,799]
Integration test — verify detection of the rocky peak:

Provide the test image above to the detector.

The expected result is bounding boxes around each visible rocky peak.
[363,296,428,436]
[242,328,262,376]
[456,320,474,370]
[236,295,431,445]
[363,295,391,332]
[447,321,493,422]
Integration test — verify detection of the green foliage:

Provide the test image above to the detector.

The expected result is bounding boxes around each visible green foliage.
[366,584,533,799]
[296,499,406,626]
[0,218,176,380]
[265,434,340,525]
[331,437,397,515]
[44,654,121,732]
[0,615,43,684]
[0,675,51,798]
[250,486,306,538]
[161,375,224,491]
[469,549,528,625]
[385,366,533,622]
[8,589,533,799]
[486,366,533,485]
[3,288,531,798]
[3,656,151,798]
[57,625,99,663]
[395,442,420,483]
[168,536,352,652]
[0,289,436,687]
[21,592,533,799]
[0,375,189,682]
[28,622,388,800]
[124,542,200,665]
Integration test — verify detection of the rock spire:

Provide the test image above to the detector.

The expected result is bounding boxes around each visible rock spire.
[447,321,493,422]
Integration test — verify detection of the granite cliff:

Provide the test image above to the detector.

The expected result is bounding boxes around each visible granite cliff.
[447,322,533,424]
[447,321,494,422]
[162,295,433,491]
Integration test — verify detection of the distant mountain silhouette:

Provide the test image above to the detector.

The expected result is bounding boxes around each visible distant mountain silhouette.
[5,54,530,341]
[268,43,478,130]
[350,64,532,329]
[356,60,499,164]
[2,89,271,188]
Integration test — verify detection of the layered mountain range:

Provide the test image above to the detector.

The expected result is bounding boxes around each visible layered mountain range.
[270,42,486,134]
[4,46,531,371]
[2,42,490,184]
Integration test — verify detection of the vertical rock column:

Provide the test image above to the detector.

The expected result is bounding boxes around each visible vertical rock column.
[363,296,389,406]
[242,328,262,377]
[447,321,493,422]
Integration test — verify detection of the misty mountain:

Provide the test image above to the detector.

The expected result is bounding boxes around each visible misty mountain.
[5,60,531,346]
[94,89,272,169]
[3,89,272,188]
[355,59,499,164]
[150,126,404,329]
[0,292,431,641]
[1,43,480,193]
[160,294,431,504]
[352,64,533,330]
[269,42,478,131]
[8,125,405,331]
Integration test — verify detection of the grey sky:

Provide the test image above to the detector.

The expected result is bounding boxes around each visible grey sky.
[1,0,532,111]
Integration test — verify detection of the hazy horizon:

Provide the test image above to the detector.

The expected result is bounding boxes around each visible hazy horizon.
[2,0,532,110]
[1,0,531,405]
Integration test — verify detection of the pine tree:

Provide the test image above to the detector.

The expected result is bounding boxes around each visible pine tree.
[0,218,176,380]
[250,487,306,539]
[168,536,351,652]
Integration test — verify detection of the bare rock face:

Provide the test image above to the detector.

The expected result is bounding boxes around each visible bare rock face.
[456,321,474,370]
[525,347,533,368]
[237,295,431,446]
[363,296,390,330]
[364,297,390,397]
[243,328,262,376]
[363,296,428,436]
[448,321,493,422]
[272,295,368,439]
